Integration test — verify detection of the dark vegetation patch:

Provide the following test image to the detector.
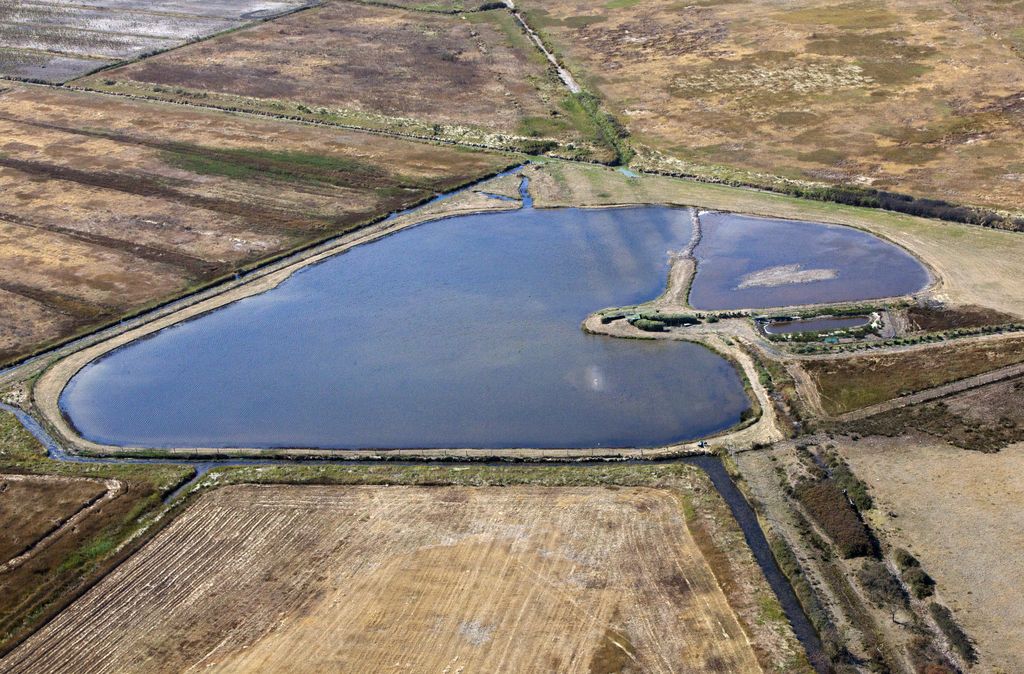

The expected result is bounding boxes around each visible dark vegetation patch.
[905,304,1018,333]
[901,566,935,600]
[794,479,873,558]
[766,183,1023,231]
[856,559,908,609]
[822,453,872,511]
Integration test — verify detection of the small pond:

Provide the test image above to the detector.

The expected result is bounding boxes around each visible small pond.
[61,206,752,449]
[689,212,930,310]
[763,315,871,335]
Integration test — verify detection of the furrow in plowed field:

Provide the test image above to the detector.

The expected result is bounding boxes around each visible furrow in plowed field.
[1,485,762,673]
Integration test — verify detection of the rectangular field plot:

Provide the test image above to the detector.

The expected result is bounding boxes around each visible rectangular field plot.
[1,485,763,672]
[838,435,1024,672]
[0,475,108,566]
[79,1,611,159]
[0,84,507,364]
[0,0,317,83]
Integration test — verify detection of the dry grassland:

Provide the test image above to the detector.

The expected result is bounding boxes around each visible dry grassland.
[524,161,1024,317]
[0,0,315,83]
[836,435,1024,672]
[4,485,767,673]
[81,1,606,157]
[0,84,508,364]
[519,0,1024,212]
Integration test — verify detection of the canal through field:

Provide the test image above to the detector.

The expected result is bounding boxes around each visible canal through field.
[0,399,826,670]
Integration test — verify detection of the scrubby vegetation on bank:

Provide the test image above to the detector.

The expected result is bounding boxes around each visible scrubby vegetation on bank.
[794,479,873,558]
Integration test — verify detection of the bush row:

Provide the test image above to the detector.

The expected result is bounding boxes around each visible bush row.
[894,549,935,599]
[768,535,851,663]
[794,479,874,558]
[773,183,1023,231]
[929,603,977,664]
[825,455,873,511]
[792,322,1024,354]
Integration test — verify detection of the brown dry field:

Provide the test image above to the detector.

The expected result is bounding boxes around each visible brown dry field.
[0,475,107,565]
[845,373,1024,451]
[519,0,1024,212]
[82,1,593,148]
[802,335,1024,415]
[0,84,508,364]
[3,485,765,673]
[836,434,1024,672]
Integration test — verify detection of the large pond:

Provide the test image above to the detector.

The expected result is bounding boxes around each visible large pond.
[61,204,931,450]
[61,206,753,449]
[689,212,930,310]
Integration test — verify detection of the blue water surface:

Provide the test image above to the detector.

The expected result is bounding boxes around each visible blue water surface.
[62,206,752,449]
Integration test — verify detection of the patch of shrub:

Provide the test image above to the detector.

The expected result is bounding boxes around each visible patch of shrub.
[599,311,628,324]
[902,566,935,599]
[929,603,977,665]
[795,480,873,558]
[518,138,559,155]
[630,318,666,332]
[894,548,919,569]
[638,311,700,326]
[826,455,873,511]
[857,560,909,609]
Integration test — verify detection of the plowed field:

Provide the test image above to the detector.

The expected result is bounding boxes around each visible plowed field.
[2,485,763,673]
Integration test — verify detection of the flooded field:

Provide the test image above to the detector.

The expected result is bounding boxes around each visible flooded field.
[61,206,751,450]
[689,212,930,310]
[0,0,315,82]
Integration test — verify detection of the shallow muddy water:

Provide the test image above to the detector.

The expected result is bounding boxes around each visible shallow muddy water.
[689,212,930,310]
[764,315,870,335]
[62,206,753,449]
